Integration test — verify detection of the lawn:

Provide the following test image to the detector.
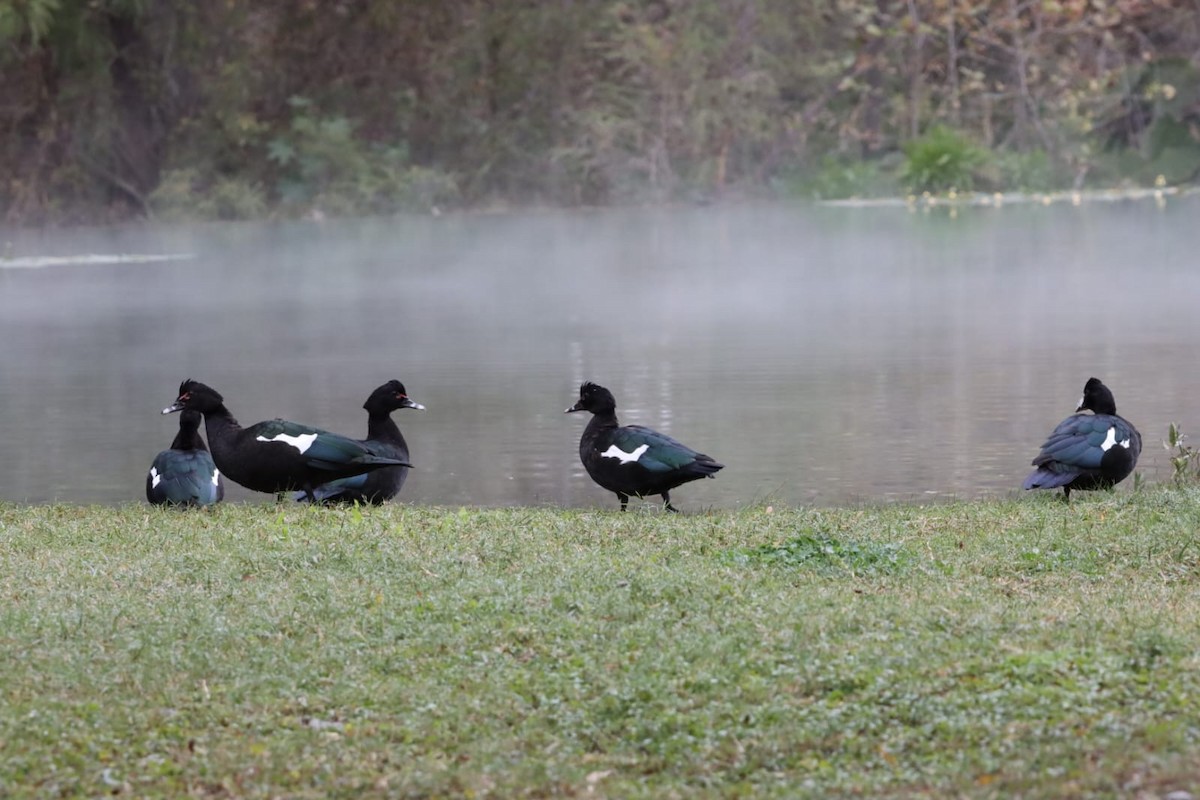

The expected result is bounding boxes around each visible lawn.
[2,491,1199,798]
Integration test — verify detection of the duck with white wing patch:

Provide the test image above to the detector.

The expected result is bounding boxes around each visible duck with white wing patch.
[294,379,424,505]
[145,409,225,506]
[1022,377,1141,502]
[566,381,724,512]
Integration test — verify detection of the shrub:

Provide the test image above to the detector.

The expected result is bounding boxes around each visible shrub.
[1165,423,1200,486]
[268,98,459,216]
[777,155,901,200]
[149,169,267,222]
[993,149,1063,193]
[900,126,990,193]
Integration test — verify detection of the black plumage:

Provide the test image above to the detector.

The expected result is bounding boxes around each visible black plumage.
[566,381,724,511]
[298,379,424,505]
[1023,377,1141,501]
[146,409,225,506]
[162,379,411,501]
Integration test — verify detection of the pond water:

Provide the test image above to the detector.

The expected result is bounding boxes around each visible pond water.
[2,200,1197,508]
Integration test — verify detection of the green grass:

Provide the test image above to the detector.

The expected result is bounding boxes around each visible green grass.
[3,490,1200,797]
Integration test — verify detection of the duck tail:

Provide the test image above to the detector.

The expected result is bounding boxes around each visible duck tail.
[1022,468,1074,490]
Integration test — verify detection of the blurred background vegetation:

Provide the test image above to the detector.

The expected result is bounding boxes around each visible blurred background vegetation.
[2,0,1199,223]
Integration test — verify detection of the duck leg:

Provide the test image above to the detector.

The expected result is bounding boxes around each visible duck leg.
[616,492,629,511]
[662,492,679,513]
[1061,486,1072,503]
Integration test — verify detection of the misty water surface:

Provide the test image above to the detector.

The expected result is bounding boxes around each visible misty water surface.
[1,201,1197,508]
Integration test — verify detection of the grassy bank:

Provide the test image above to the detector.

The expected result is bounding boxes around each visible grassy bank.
[2,491,1199,798]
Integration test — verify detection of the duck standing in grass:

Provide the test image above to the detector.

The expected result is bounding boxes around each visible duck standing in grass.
[146,409,225,506]
[566,381,724,511]
[162,379,411,502]
[1023,377,1141,501]
[297,379,424,505]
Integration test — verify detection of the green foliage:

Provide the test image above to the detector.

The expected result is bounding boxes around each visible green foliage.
[992,149,1063,194]
[149,169,267,221]
[267,97,458,216]
[776,155,900,200]
[1089,125,1200,188]
[6,1,1200,222]
[1164,423,1200,486]
[0,0,60,46]
[1094,57,1200,153]
[1086,56,1200,186]
[268,98,361,206]
[900,126,990,193]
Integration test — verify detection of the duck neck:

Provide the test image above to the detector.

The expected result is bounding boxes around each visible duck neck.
[199,404,242,444]
[170,426,208,452]
[366,412,406,447]
[584,408,620,440]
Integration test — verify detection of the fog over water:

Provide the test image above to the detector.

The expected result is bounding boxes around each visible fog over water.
[2,200,1198,507]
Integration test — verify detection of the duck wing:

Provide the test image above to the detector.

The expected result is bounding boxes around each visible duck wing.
[295,438,410,503]
[612,425,724,475]
[1023,413,1139,490]
[251,419,409,472]
[1031,414,1136,471]
[147,450,224,505]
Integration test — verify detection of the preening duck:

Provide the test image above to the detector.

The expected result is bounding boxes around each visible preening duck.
[146,409,224,506]
[1023,377,1141,501]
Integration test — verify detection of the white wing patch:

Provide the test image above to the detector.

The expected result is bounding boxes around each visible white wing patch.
[256,432,318,453]
[601,443,650,464]
[212,468,221,487]
[149,467,161,488]
[1099,427,1131,452]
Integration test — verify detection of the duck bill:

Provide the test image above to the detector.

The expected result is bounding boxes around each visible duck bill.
[564,401,584,413]
[162,401,184,415]
[401,397,425,411]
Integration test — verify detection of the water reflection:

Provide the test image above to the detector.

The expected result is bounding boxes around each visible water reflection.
[1,201,1197,506]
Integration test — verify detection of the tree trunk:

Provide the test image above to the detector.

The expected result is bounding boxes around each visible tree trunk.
[104,10,163,212]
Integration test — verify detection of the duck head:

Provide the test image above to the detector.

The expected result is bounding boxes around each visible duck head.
[162,379,224,415]
[366,379,425,413]
[565,381,617,415]
[1076,377,1118,416]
